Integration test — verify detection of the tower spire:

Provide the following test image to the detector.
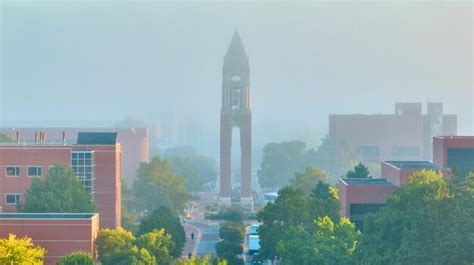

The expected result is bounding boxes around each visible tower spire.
[226,30,247,57]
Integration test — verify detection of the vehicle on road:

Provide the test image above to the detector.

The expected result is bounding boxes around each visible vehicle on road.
[248,234,260,255]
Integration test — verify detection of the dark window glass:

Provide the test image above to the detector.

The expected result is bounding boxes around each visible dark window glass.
[5,194,20,204]
[85,160,92,166]
[85,152,92,159]
[72,152,78,159]
[6,166,20,176]
[78,152,85,159]
[28,166,42,177]
[447,148,474,178]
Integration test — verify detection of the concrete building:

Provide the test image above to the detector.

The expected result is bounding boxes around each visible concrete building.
[329,102,456,164]
[339,178,396,230]
[0,132,121,229]
[0,127,148,184]
[433,136,474,177]
[220,31,252,207]
[0,213,99,265]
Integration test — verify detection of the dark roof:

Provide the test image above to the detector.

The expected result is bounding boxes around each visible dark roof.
[0,213,96,219]
[77,132,117,145]
[341,178,394,186]
[384,161,439,170]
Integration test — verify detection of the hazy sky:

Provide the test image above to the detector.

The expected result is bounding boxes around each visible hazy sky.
[1,1,473,148]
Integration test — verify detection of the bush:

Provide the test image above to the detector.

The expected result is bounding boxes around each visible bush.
[56,251,95,265]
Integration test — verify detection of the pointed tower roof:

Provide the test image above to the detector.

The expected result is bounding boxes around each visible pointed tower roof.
[226,30,247,57]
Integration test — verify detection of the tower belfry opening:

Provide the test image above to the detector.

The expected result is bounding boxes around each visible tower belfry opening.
[219,31,252,208]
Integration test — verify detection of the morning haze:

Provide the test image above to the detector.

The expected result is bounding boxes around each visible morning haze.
[1,1,472,156]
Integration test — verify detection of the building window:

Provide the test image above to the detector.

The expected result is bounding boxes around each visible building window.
[27,166,42,177]
[357,146,379,158]
[5,194,20,205]
[447,148,474,178]
[71,151,94,193]
[5,166,20,177]
[392,146,420,157]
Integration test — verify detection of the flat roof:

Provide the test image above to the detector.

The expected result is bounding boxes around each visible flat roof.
[384,161,439,170]
[341,178,394,186]
[434,136,474,140]
[0,213,97,219]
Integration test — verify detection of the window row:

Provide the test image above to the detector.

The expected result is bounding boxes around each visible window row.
[4,166,43,177]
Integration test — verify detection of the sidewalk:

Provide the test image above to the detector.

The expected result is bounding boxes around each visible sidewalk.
[181,223,201,258]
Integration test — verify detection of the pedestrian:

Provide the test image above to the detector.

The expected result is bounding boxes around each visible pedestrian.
[188,252,192,259]
[191,232,195,240]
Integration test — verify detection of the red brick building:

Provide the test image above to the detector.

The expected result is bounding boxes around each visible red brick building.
[381,160,451,186]
[339,178,396,229]
[433,136,474,177]
[329,102,457,164]
[0,132,121,229]
[0,213,99,265]
[0,127,148,184]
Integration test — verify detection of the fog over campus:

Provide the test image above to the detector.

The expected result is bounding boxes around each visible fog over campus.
[1,1,472,157]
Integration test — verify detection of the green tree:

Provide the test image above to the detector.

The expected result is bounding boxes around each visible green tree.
[257,186,314,260]
[258,141,314,188]
[169,155,218,192]
[290,166,328,194]
[276,217,360,265]
[135,229,174,265]
[0,133,14,142]
[346,162,370,178]
[357,170,474,265]
[133,156,188,214]
[138,206,185,258]
[216,221,245,265]
[96,227,171,265]
[121,181,140,233]
[0,234,46,265]
[18,165,95,213]
[56,251,95,265]
[209,205,245,222]
[310,182,340,222]
[174,255,227,265]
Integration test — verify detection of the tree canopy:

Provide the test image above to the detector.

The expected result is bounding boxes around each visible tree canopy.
[258,141,315,188]
[96,227,174,265]
[216,221,245,265]
[18,165,95,213]
[167,153,217,192]
[175,255,227,265]
[138,206,185,258]
[0,133,14,142]
[346,162,370,178]
[133,156,188,215]
[276,216,360,265]
[357,170,474,265]
[0,234,46,265]
[57,251,95,265]
[290,166,328,194]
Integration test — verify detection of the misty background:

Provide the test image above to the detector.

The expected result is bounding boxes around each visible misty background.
[1,1,472,160]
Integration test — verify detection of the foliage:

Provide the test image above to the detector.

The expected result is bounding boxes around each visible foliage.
[346,162,370,178]
[258,141,314,188]
[219,222,245,243]
[18,165,95,213]
[357,170,474,265]
[257,184,340,260]
[57,251,95,265]
[206,205,245,222]
[0,234,46,265]
[290,166,328,194]
[133,156,188,215]
[216,221,245,265]
[138,206,185,258]
[174,255,227,265]
[97,227,174,265]
[311,182,340,223]
[121,181,140,233]
[0,133,15,142]
[135,229,174,265]
[276,216,360,265]
[169,155,218,192]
